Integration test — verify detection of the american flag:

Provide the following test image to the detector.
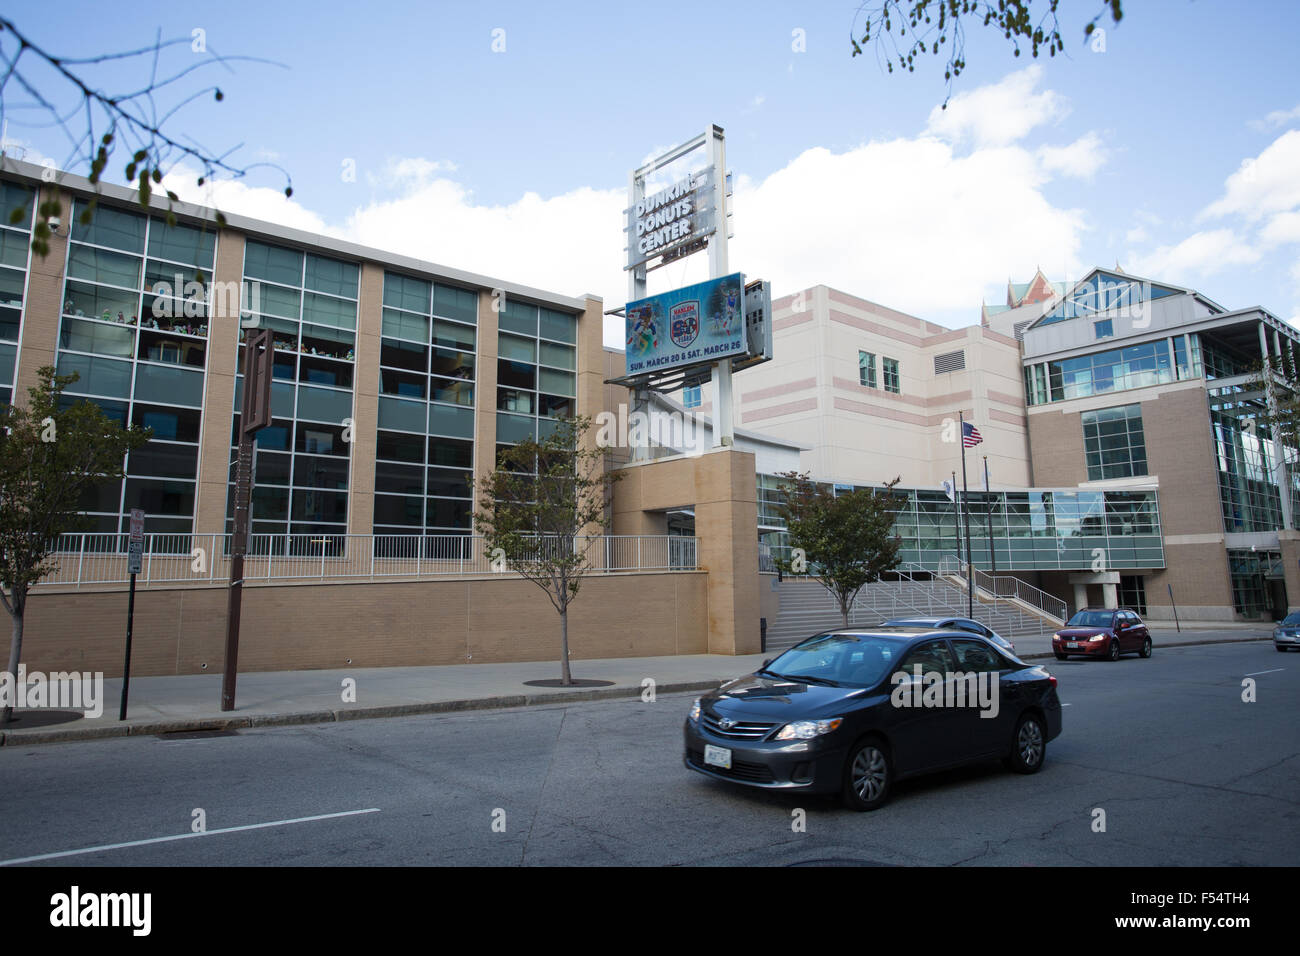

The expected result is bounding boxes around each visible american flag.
[962,421,983,448]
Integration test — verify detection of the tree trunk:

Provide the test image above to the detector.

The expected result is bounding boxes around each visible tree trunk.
[2,605,23,727]
[840,596,850,629]
[560,605,573,686]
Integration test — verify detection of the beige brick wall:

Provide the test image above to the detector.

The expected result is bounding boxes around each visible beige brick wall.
[13,183,70,399]
[347,261,384,535]
[23,571,709,676]
[194,229,244,531]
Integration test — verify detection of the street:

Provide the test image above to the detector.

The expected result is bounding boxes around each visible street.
[0,641,1295,866]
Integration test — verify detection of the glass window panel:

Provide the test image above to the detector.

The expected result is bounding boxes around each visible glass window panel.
[292,489,347,523]
[430,376,473,406]
[57,352,132,398]
[426,497,472,529]
[78,478,122,514]
[498,333,536,363]
[0,342,15,385]
[303,292,356,329]
[384,273,431,313]
[381,368,427,399]
[0,181,34,230]
[244,240,303,286]
[251,420,292,451]
[129,441,199,479]
[379,396,427,432]
[296,422,347,456]
[499,300,537,336]
[60,317,134,358]
[497,359,535,390]
[304,255,358,298]
[125,478,195,516]
[539,341,575,370]
[538,368,574,396]
[381,308,429,342]
[432,319,475,352]
[253,450,292,486]
[539,308,577,343]
[433,283,477,324]
[428,438,473,468]
[251,486,290,521]
[428,403,474,439]
[297,385,352,424]
[254,283,301,320]
[299,355,352,388]
[134,364,203,407]
[300,323,353,352]
[71,202,145,253]
[293,454,349,489]
[539,393,574,419]
[0,229,30,268]
[381,338,428,372]
[375,461,425,495]
[377,429,425,463]
[431,348,474,379]
[496,412,535,444]
[148,219,215,267]
[497,388,534,413]
[374,494,423,527]
[63,279,140,323]
[427,467,472,498]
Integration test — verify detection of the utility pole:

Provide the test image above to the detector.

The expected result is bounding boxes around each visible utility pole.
[222,318,273,712]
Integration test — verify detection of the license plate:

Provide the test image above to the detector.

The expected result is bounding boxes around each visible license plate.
[704,744,732,769]
[1066,641,1080,649]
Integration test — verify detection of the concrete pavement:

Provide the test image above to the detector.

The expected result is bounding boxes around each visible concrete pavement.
[0,625,1274,747]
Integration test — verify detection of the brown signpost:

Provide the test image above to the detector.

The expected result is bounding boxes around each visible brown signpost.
[222,324,273,712]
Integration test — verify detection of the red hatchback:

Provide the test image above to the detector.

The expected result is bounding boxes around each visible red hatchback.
[1052,608,1152,661]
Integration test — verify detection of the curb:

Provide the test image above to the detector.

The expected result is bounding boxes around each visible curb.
[1019,635,1270,662]
[0,679,724,748]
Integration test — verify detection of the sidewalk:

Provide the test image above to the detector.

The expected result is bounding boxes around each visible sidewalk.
[0,627,1274,747]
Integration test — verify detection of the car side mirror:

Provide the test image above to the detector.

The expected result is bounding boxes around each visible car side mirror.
[761,658,773,669]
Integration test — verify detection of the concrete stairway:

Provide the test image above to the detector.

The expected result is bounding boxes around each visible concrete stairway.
[763,576,1053,655]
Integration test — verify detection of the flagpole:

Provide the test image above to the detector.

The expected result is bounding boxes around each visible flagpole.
[950,470,962,570]
[984,455,996,573]
[960,412,974,618]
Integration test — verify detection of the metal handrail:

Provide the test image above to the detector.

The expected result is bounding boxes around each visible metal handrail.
[937,554,1066,623]
[33,532,699,589]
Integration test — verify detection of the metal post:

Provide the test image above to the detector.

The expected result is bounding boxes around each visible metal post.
[223,325,272,713]
[76,534,86,589]
[708,126,733,448]
[960,412,974,619]
[119,570,135,720]
[984,456,996,574]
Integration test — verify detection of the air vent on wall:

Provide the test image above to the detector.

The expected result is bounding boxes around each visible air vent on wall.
[934,350,966,374]
[1013,321,1031,341]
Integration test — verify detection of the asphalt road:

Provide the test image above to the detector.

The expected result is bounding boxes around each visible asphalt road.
[0,641,1295,866]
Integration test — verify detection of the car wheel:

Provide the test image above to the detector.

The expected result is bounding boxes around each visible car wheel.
[1107,639,1121,662]
[1139,636,1152,658]
[842,737,891,812]
[1008,713,1046,774]
[1053,650,1068,661]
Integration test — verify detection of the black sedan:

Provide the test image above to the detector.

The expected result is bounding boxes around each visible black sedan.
[683,626,1062,810]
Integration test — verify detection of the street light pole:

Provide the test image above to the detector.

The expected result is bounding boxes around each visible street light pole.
[222,319,273,712]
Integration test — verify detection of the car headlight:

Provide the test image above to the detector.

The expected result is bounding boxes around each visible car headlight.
[689,699,701,722]
[1052,633,1063,641]
[774,717,843,740]
[1091,633,1106,641]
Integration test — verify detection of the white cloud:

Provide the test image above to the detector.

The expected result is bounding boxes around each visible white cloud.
[1251,104,1300,131]
[1037,132,1109,180]
[365,157,457,189]
[1125,225,1149,244]
[925,65,1064,148]
[160,69,1103,346]
[1261,210,1300,246]
[1130,228,1261,282]
[1201,130,1300,222]
[165,166,334,235]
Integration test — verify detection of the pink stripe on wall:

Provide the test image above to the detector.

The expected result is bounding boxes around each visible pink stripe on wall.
[829,310,925,347]
[742,377,817,403]
[773,311,815,332]
[830,376,927,407]
[832,396,929,427]
[987,389,1024,408]
[988,408,1028,427]
[742,396,819,423]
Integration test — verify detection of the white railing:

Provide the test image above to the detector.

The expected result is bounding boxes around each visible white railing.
[938,554,1066,622]
[33,533,698,590]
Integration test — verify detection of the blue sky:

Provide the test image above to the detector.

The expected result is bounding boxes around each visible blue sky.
[6,1,1300,341]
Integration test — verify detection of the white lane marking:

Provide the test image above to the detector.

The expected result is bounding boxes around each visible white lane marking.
[1244,668,1285,677]
[1061,703,1072,707]
[0,807,381,866]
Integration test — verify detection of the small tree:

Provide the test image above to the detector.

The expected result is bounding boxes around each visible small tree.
[776,472,907,628]
[0,366,151,724]
[473,415,622,686]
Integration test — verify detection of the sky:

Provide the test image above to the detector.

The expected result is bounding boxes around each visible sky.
[4,0,1300,346]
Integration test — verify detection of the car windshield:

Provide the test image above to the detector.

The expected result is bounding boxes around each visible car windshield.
[765,633,901,688]
[1281,613,1300,627]
[1067,611,1114,628]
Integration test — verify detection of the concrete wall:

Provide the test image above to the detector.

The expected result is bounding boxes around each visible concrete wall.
[22,571,709,676]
